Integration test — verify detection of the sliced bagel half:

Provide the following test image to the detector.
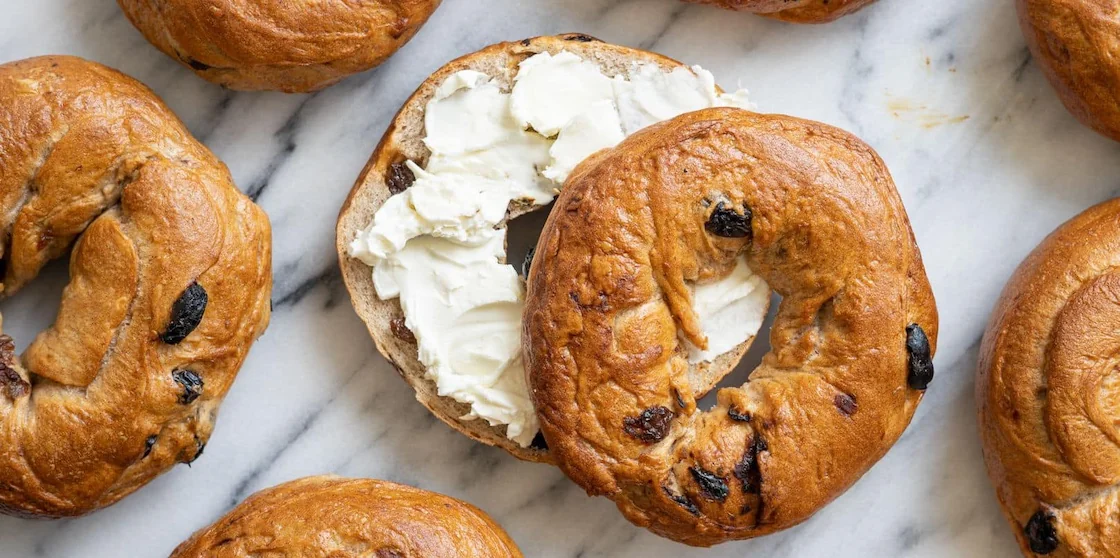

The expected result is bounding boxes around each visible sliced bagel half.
[336,34,769,463]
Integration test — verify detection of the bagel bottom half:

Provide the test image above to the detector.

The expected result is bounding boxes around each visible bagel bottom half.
[336,34,770,464]
[170,476,522,557]
[978,199,1120,557]
[524,107,937,546]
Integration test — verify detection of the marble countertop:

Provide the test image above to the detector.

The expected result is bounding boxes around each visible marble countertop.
[2,0,1119,556]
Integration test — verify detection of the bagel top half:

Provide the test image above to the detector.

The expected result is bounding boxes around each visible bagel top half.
[171,476,522,557]
[523,108,937,546]
[978,199,1120,557]
[118,0,442,93]
[688,0,877,23]
[0,56,271,517]
[1017,0,1120,142]
[336,35,767,464]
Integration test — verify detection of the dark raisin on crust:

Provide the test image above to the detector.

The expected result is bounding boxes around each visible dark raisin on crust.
[386,161,415,194]
[185,58,212,71]
[186,437,206,465]
[0,335,26,400]
[662,486,700,516]
[389,316,417,344]
[705,201,752,239]
[689,466,730,502]
[734,435,766,494]
[142,435,157,459]
[172,369,204,404]
[529,431,549,451]
[1025,510,1059,554]
[521,247,536,278]
[834,393,858,416]
[906,323,934,390]
[622,406,674,443]
[728,406,752,422]
[161,282,208,345]
[564,34,598,42]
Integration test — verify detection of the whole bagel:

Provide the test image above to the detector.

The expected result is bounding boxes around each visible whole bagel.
[171,476,523,557]
[118,0,442,93]
[0,56,271,518]
[978,199,1120,557]
[524,108,937,546]
[1017,0,1120,141]
[686,0,877,23]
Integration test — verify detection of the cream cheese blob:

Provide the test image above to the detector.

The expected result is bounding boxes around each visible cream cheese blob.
[350,50,770,447]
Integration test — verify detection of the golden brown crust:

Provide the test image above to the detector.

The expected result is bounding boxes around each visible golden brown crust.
[523,108,937,546]
[0,56,271,518]
[686,0,877,23]
[1016,0,1120,142]
[335,34,759,464]
[117,0,441,93]
[171,476,523,557]
[978,199,1120,557]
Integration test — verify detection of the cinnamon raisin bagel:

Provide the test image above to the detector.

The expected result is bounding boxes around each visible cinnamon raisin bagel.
[171,476,523,557]
[0,56,271,518]
[118,0,441,92]
[978,199,1120,557]
[686,0,876,23]
[1017,0,1120,142]
[523,107,938,546]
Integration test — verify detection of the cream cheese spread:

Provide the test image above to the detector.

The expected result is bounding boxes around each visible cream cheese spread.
[350,50,770,447]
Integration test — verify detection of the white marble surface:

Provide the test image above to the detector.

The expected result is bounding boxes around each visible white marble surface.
[1,0,1119,556]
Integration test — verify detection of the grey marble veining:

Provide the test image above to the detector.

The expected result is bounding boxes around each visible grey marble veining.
[2,0,1119,556]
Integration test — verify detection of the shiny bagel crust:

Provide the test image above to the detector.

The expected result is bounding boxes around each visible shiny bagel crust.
[1016,0,1120,141]
[978,199,1120,557]
[0,56,271,518]
[524,108,937,546]
[118,0,441,92]
[171,476,523,557]
[686,0,877,23]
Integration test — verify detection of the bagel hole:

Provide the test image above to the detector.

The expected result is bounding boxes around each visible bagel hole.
[0,258,68,353]
[506,203,553,278]
[695,291,781,410]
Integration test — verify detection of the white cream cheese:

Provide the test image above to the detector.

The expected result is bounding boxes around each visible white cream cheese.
[686,257,771,363]
[350,50,768,447]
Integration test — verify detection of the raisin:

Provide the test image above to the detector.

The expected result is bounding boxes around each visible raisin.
[161,282,208,345]
[906,323,934,390]
[734,435,766,494]
[1024,510,1059,554]
[728,407,752,422]
[187,437,206,465]
[172,369,204,404]
[185,58,212,71]
[834,393,857,416]
[142,435,157,459]
[529,431,549,451]
[390,317,416,344]
[705,201,752,239]
[622,406,674,443]
[0,364,28,400]
[565,34,598,42]
[386,162,415,194]
[521,247,535,278]
[689,466,729,501]
[662,487,700,516]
